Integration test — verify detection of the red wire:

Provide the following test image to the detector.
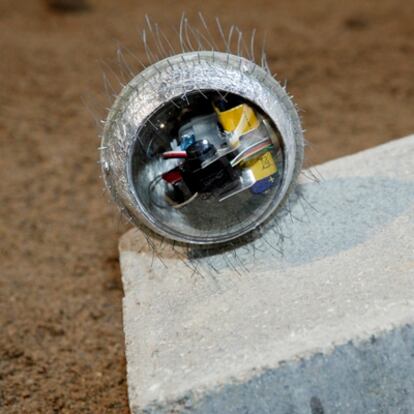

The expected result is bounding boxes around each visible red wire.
[162,151,187,159]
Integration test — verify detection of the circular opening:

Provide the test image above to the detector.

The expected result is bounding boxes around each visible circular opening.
[129,90,285,243]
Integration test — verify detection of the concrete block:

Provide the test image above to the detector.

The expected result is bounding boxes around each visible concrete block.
[119,135,414,414]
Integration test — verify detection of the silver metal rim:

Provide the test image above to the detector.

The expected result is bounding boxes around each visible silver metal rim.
[101,51,304,245]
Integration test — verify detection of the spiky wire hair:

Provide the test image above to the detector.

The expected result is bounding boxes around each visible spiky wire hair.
[98,14,317,275]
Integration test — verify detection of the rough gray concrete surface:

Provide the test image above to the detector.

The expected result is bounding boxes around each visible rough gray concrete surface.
[119,135,414,414]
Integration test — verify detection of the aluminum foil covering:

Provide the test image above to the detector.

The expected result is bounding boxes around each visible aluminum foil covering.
[100,51,304,245]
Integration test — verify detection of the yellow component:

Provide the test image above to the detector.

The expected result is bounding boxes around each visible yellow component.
[215,103,259,133]
[244,151,277,181]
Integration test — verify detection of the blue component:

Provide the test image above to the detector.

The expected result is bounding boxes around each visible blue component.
[250,177,275,194]
[180,134,195,150]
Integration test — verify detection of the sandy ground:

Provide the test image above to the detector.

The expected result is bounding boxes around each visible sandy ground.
[1,0,413,412]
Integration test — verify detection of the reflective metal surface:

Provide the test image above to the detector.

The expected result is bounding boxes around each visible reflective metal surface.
[101,52,304,245]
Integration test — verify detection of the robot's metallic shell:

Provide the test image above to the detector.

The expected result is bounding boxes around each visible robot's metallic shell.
[101,51,304,245]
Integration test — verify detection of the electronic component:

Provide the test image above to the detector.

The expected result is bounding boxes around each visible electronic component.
[159,101,279,208]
